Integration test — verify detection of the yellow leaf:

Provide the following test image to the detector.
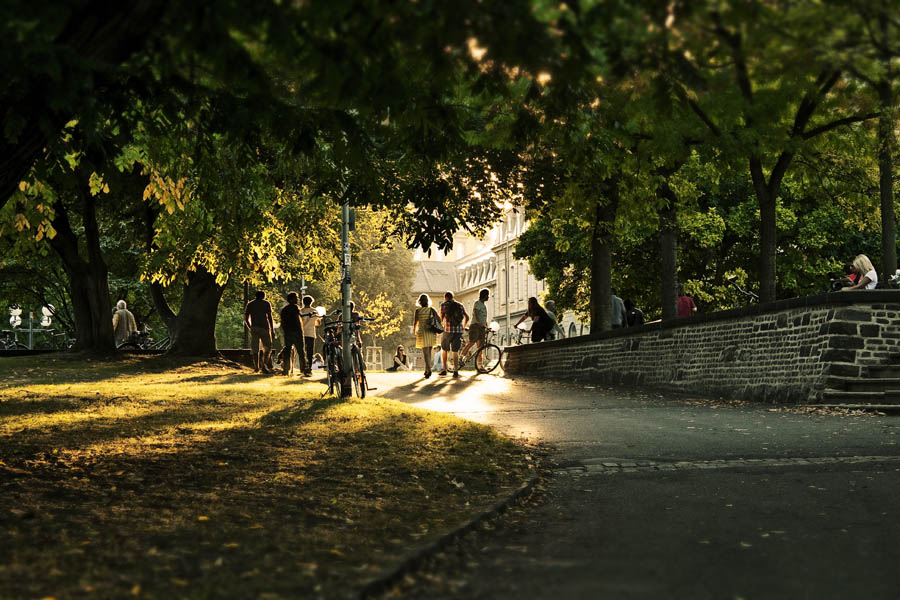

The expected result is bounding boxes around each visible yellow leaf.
[197,516,209,521]
[224,542,240,548]
[171,578,188,586]
[329,548,344,556]
[131,585,141,595]
[18,181,26,192]
[249,523,263,529]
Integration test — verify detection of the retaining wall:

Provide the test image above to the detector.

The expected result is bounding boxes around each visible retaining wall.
[500,291,900,403]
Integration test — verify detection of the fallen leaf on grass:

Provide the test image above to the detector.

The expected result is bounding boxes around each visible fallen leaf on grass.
[197,516,209,521]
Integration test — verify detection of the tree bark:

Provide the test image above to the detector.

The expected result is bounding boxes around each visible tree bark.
[877,81,897,284]
[658,182,679,321]
[47,194,115,353]
[589,179,619,334]
[749,157,779,303]
[167,266,226,356]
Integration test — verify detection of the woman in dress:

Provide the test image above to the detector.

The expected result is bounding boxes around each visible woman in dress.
[842,254,878,290]
[413,294,437,377]
[514,297,556,343]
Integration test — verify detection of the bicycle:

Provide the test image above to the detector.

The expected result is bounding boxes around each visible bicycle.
[456,321,503,374]
[319,309,374,398]
[117,327,171,351]
[0,330,28,350]
[511,322,532,346]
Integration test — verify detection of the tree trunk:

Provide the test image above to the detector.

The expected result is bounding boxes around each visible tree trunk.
[47,195,115,353]
[658,183,679,321]
[749,157,779,303]
[167,266,226,356]
[878,82,897,284]
[589,179,619,333]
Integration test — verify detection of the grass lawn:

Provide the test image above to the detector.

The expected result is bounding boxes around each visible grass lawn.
[0,355,536,599]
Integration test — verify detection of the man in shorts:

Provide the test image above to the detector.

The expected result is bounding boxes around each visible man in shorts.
[460,288,489,369]
[244,291,274,373]
[439,291,468,378]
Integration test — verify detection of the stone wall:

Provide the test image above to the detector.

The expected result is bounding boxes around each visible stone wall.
[500,291,900,403]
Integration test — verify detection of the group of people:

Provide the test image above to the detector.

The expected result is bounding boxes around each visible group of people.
[244,291,319,376]
[413,288,492,378]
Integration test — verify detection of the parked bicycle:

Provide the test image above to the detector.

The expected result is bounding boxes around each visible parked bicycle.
[0,330,28,350]
[511,322,532,346]
[319,308,374,398]
[117,327,171,351]
[456,321,503,374]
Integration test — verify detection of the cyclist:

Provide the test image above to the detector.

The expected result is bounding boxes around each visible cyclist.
[460,288,489,369]
[514,297,555,343]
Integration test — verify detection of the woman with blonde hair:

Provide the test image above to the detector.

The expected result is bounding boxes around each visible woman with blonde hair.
[413,294,438,378]
[842,254,878,290]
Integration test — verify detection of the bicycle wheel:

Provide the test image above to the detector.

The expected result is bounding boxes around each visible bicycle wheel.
[476,344,502,373]
[351,346,366,398]
[326,348,342,395]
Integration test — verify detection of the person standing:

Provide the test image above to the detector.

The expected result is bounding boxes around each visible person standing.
[677,285,697,318]
[413,294,437,378]
[460,288,490,365]
[279,292,307,376]
[244,291,274,373]
[440,291,468,378]
[300,295,319,376]
[611,290,628,329]
[112,300,138,346]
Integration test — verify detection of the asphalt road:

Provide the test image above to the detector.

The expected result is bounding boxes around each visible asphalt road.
[364,370,900,599]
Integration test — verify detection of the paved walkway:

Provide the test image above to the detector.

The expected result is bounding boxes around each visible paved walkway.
[365,370,900,599]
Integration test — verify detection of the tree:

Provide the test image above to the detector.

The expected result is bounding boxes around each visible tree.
[660,2,877,302]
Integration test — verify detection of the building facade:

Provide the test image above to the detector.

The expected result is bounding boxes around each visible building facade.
[412,208,587,346]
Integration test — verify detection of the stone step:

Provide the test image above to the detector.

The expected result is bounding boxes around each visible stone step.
[867,365,900,378]
[809,403,900,414]
[824,376,900,392]
[820,390,900,405]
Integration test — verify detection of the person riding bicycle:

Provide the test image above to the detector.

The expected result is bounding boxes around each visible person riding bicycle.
[514,297,555,343]
[460,288,489,369]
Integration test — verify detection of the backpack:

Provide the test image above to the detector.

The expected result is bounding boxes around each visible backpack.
[446,301,464,327]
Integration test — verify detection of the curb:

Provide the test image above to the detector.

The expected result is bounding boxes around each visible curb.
[356,473,541,599]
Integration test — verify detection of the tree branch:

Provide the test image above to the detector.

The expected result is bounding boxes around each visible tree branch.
[802,112,877,139]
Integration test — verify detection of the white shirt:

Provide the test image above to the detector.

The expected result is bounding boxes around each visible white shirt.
[863,269,878,289]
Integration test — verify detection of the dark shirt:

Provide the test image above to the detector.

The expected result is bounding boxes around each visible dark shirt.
[245,298,272,328]
[280,303,302,334]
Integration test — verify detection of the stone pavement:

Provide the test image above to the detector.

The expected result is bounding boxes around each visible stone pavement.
[365,371,900,599]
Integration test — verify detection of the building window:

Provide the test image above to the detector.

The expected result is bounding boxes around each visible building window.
[569,323,577,338]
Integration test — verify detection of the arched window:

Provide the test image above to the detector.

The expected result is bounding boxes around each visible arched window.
[569,323,577,338]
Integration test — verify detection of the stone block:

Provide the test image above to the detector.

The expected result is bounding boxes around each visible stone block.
[833,309,872,322]
[859,324,881,337]
[776,314,788,328]
[820,348,857,362]
[818,321,858,335]
[823,363,861,378]
[828,336,865,349]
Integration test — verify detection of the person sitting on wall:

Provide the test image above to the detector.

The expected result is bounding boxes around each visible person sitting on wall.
[841,254,878,291]
[677,285,697,317]
[624,299,644,327]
